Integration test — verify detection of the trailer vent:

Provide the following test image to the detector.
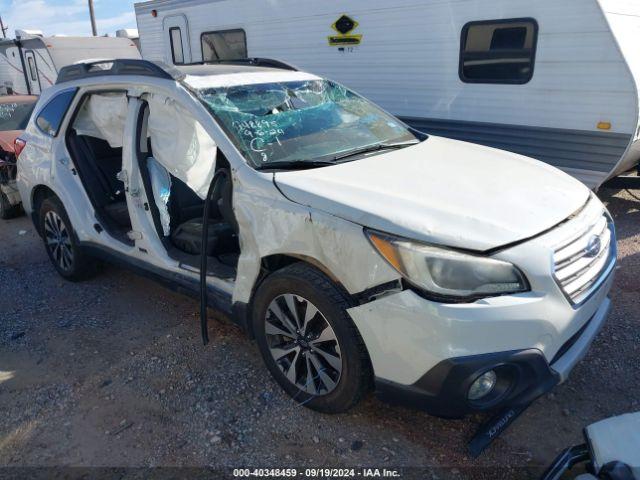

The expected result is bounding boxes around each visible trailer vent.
[553,214,616,306]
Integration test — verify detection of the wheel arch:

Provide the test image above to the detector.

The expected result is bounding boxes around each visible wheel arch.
[247,259,375,409]
[30,184,58,236]
[239,254,351,339]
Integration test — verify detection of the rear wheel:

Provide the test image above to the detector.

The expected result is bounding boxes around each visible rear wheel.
[252,263,372,413]
[39,197,98,281]
[0,190,19,219]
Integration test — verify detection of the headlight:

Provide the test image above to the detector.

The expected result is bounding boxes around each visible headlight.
[366,230,528,300]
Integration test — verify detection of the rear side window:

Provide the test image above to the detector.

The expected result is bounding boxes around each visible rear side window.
[201,29,247,61]
[169,27,185,64]
[459,18,538,84]
[36,89,77,137]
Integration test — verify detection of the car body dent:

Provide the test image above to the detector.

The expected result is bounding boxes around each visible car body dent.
[15,63,616,418]
[274,135,591,252]
[17,74,399,308]
[231,167,401,304]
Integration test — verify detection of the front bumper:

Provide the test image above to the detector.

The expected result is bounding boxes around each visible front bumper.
[371,295,611,418]
[347,195,615,418]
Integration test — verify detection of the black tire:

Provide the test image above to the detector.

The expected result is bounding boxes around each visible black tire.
[0,190,19,219]
[252,263,372,413]
[39,196,99,281]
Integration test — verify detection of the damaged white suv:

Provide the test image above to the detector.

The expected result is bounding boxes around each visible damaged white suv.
[17,59,615,419]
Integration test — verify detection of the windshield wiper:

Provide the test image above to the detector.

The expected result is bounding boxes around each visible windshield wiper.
[255,141,419,171]
[255,159,338,171]
[331,141,419,162]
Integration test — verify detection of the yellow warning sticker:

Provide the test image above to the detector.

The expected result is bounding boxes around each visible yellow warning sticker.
[329,15,362,46]
[328,34,362,46]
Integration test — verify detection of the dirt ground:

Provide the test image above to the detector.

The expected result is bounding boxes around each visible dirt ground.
[0,187,639,479]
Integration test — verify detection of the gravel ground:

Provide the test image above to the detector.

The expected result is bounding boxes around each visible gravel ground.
[0,187,639,479]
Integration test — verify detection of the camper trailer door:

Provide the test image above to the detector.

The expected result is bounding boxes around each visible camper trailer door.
[163,15,192,65]
[23,51,41,95]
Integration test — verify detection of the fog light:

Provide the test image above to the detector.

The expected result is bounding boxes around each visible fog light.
[468,370,497,401]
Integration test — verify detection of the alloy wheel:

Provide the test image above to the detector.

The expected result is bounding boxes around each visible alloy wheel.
[265,293,342,396]
[44,210,74,272]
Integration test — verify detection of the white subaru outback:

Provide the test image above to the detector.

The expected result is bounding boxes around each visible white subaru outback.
[17,59,615,419]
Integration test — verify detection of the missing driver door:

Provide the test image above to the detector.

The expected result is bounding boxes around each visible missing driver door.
[163,14,192,65]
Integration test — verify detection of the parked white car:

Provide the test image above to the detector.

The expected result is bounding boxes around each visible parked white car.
[16,59,616,417]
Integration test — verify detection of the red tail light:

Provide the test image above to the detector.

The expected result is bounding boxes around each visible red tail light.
[14,138,26,159]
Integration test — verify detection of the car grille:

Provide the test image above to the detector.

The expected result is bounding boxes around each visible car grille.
[553,213,616,306]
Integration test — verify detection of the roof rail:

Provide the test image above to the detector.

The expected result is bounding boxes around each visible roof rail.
[188,57,298,71]
[56,59,179,85]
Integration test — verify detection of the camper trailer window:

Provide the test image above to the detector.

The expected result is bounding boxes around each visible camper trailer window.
[201,29,247,61]
[170,27,185,64]
[198,79,417,169]
[459,18,538,84]
[35,89,77,137]
[27,57,38,82]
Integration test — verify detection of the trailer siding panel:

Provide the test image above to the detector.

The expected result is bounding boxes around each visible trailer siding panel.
[598,0,640,176]
[135,0,640,187]
[404,118,630,180]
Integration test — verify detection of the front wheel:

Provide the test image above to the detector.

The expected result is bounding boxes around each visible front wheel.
[252,263,372,413]
[39,196,98,281]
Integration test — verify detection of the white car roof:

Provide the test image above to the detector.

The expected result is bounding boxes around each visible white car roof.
[183,69,321,89]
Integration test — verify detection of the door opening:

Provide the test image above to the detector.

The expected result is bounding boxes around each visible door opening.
[134,99,239,277]
[24,50,41,94]
[65,91,133,244]
[163,15,192,65]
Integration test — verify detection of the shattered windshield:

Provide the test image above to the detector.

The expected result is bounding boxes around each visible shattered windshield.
[0,102,36,131]
[197,79,418,169]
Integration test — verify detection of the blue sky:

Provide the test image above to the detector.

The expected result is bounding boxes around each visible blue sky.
[0,0,138,37]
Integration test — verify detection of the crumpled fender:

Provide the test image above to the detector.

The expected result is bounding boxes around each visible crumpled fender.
[230,168,400,304]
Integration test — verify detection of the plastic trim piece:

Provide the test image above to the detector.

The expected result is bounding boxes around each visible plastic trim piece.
[374,348,559,419]
[56,59,177,84]
[187,57,297,71]
[79,241,234,316]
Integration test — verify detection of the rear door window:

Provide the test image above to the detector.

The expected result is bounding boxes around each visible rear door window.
[36,89,77,137]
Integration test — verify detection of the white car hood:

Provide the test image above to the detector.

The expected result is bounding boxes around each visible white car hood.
[274,136,590,251]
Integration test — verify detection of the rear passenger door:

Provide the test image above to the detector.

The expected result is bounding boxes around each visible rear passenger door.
[163,15,191,65]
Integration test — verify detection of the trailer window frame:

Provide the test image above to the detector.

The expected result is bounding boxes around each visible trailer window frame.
[169,27,185,65]
[459,17,538,85]
[200,28,247,61]
[27,56,37,82]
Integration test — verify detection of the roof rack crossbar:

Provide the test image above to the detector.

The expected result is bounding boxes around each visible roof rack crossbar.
[56,59,176,85]
[188,57,298,71]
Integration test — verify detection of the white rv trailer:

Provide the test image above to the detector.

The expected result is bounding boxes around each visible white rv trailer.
[135,0,640,189]
[0,31,141,95]
[116,28,141,51]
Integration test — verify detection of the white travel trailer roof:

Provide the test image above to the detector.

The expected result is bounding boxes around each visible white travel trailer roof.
[134,0,640,189]
[34,36,140,68]
[0,35,141,95]
[116,28,140,39]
